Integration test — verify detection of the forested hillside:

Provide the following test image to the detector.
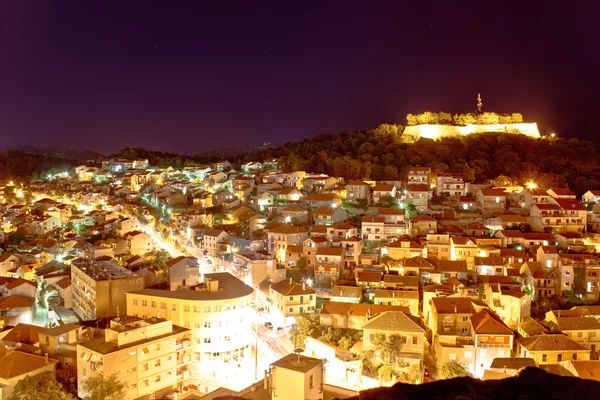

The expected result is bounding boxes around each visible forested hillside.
[242,128,600,196]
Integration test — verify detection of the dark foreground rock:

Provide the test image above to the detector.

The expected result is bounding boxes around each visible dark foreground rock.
[344,367,600,400]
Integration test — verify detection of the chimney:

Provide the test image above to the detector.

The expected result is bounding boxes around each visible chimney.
[289,277,292,284]
[207,279,219,292]
[44,353,49,364]
[302,283,306,291]
[453,304,457,313]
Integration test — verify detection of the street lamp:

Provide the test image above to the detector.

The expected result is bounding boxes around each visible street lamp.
[526,181,537,190]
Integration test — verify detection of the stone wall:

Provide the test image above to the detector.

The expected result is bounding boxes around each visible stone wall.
[404,123,541,141]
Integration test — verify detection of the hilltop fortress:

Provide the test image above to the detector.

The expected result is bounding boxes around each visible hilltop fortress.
[404,122,541,140]
[402,96,541,140]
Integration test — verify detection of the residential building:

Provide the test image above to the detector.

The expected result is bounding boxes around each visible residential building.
[517,188,553,211]
[319,302,410,330]
[429,297,476,339]
[362,311,427,364]
[516,334,591,365]
[410,214,438,236]
[361,216,385,242]
[545,316,600,353]
[0,348,58,398]
[373,184,397,205]
[470,309,514,377]
[203,229,230,257]
[530,202,586,234]
[270,278,316,324]
[330,285,363,304]
[547,187,576,199]
[263,354,328,400]
[482,284,531,329]
[426,234,452,261]
[385,236,425,260]
[124,230,153,256]
[304,194,342,209]
[373,290,419,316]
[475,188,506,215]
[77,316,191,400]
[267,225,309,261]
[405,184,430,211]
[346,180,370,203]
[313,206,347,226]
[71,261,144,320]
[126,273,253,380]
[436,173,466,197]
[167,256,201,291]
[408,167,431,186]
[583,190,600,204]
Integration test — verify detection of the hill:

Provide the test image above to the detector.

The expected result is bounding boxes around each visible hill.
[1,145,102,164]
[237,128,600,196]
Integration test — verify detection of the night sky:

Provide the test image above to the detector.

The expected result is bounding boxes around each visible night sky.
[0,1,597,155]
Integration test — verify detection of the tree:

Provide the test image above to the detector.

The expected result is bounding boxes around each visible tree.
[438,361,469,379]
[355,198,369,211]
[376,194,395,207]
[403,203,417,218]
[8,372,74,400]
[378,364,393,381]
[416,111,439,125]
[477,112,500,125]
[289,312,322,349]
[338,336,354,350]
[438,112,452,124]
[406,114,418,126]
[81,373,128,400]
[383,165,399,180]
[371,333,404,365]
[511,113,524,123]
[145,250,171,271]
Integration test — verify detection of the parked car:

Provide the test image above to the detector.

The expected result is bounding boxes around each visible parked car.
[264,322,273,329]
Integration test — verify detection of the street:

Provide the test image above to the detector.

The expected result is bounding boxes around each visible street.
[136,217,297,388]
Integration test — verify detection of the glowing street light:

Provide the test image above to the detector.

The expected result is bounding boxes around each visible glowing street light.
[526,181,537,190]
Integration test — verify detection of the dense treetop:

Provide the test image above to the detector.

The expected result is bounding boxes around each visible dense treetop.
[405,111,524,126]
[246,129,599,196]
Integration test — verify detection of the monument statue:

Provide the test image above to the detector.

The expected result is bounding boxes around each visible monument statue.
[477,93,483,113]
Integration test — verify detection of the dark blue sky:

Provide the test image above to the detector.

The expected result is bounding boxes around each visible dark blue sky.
[0,1,596,154]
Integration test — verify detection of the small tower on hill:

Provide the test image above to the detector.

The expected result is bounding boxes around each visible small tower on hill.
[477,93,483,113]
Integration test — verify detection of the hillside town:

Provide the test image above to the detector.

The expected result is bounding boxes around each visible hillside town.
[2,157,600,399]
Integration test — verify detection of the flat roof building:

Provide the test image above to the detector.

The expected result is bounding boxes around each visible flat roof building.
[71,260,145,320]
[77,316,191,400]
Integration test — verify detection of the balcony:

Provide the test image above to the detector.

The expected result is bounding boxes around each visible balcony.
[177,354,191,365]
[477,343,511,348]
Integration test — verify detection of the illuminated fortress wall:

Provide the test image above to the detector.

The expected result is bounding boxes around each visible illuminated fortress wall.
[404,123,541,140]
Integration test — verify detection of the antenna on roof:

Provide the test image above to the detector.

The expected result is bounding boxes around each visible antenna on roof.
[294,348,303,362]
